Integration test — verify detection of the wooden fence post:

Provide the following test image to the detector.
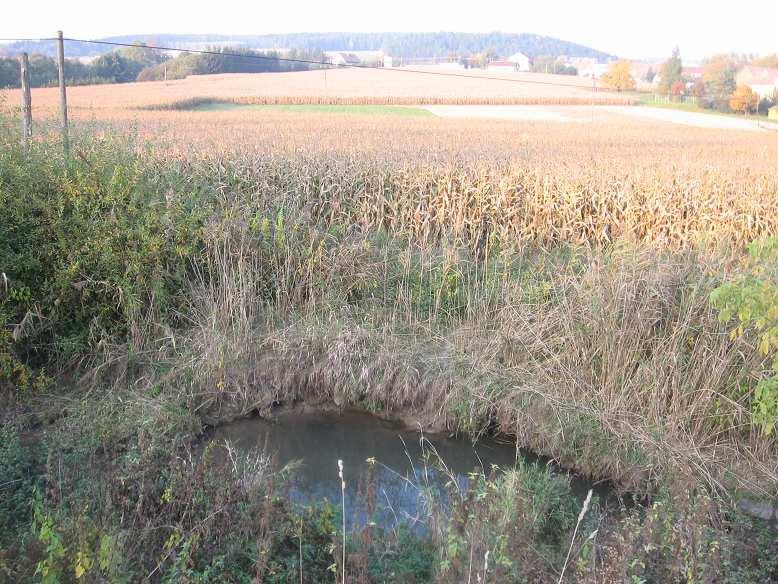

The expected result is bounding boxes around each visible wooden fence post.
[20,52,32,154]
[56,30,69,159]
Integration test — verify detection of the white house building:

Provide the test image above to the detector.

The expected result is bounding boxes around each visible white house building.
[579,63,610,79]
[326,52,362,66]
[324,51,387,67]
[507,52,531,72]
[736,65,778,99]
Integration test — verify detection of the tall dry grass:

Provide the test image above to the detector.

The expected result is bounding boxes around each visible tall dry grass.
[7,107,777,495]
[154,172,775,497]
[102,122,775,497]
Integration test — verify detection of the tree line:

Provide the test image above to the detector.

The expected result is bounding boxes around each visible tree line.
[137,47,326,82]
[2,32,615,63]
[600,49,778,116]
[0,44,326,88]
[654,49,777,114]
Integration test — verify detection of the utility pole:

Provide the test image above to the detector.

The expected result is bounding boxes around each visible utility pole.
[56,30,69,159]
[19,52,32,155]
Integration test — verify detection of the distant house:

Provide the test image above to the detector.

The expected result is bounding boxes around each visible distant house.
[487,59,520,73]
[570,57,597,71]
[736,65,778,98]
[579,63,610,79]
[325,50,388,67]
[507,52,531,72]
[438,62,465,70]
[327,52,362,66]
[630,61,662,85]
[682,66,704,80]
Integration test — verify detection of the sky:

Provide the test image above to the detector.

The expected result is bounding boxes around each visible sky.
[2,0,777,61]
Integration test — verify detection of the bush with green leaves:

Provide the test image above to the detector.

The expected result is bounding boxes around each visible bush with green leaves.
[0,128,210,391]
[0,425,42,537]
[711,238,778,434]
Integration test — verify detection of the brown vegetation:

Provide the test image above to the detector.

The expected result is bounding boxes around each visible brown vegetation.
[7,67,634,113]
[2,92,777,581]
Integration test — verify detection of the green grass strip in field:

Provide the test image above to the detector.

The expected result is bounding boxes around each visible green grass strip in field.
[192,102,433,116]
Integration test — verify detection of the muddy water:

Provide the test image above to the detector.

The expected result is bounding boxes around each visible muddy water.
[208,409,604,530]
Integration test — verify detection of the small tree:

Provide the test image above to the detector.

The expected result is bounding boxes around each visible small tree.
[658,47,683,93]
[703,54,739,111]
[758,94,776,115]
[752,54,778,68]
[729,85,759,114]
[601,60,636,92]
[92,52,144,83]
[670,80,686,98]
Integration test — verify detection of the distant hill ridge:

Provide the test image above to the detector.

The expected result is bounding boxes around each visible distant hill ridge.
[2,32,615,62]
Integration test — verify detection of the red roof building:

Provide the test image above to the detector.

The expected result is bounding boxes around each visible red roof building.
[682,66,704,79]
[736,65,778,97]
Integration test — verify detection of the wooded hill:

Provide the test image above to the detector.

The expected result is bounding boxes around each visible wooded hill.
[1,32,615,61]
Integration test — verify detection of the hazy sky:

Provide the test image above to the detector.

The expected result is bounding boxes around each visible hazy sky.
[2,0,776,61]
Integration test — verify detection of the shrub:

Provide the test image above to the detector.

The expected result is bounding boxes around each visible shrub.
[711,238,778,434]
[0,425,42,537]
[0,134,208,391]
[730,85,759,115]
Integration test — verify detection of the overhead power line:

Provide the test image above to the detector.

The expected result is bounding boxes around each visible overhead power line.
[2,36,754,106]
[1,35,607,91]
[69,37,598,90]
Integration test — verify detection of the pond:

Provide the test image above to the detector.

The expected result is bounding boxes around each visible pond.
[206,408,609,531]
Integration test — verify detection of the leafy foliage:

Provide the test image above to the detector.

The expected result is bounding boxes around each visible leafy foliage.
[702,54,740,111]
[0,426,42,537]
[658,47,683,93]
[751,54,778,68]
[730,85,759,114]
[711,238,778,434]
[137,47,326,82]
[0,44,169,88]
[438,462,584,582]
[0,131,207,390]
[601,60,636,92]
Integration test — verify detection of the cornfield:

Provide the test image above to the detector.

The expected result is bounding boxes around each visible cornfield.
[6,67,631,112]
[140,94,636,110]
[3,64,778,584]
[9,90,773,248]
[104,108,776,250]
[3,78,778,489]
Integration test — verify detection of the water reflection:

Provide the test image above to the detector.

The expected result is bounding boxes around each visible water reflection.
[207,409,599,530]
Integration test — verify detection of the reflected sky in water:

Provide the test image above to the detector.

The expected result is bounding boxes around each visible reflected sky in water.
[207,409,599,530]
